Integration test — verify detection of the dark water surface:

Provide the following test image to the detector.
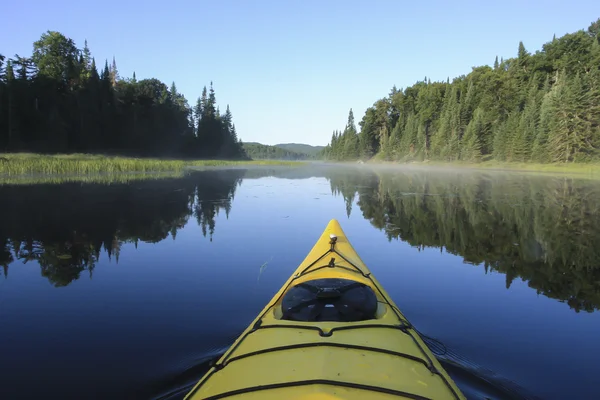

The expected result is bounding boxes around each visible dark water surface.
[1,165,599,400]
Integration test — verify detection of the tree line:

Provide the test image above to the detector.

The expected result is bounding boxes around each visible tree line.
[0,31,246,158]
[242,142,311,160]
[322,19,600,163]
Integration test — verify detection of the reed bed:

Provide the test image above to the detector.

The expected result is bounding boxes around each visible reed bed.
[0,153,305,176]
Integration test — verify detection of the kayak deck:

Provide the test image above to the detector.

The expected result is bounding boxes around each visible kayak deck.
[185,219,465,400]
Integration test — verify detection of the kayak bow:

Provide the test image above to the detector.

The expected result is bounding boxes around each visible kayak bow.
[185,219,465,399]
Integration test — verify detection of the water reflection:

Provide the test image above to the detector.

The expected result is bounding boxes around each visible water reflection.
[0,169,245,286]
[327,168,600,313]
[1,166,599,313]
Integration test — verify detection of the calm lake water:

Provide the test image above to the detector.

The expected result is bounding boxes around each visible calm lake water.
[1,165,599,400]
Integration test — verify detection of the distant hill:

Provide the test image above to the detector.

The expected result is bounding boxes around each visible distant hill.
[242,142,308,160]
[274,143,325,157]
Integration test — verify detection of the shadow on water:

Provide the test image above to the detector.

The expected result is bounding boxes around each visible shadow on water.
[1,165,598,399]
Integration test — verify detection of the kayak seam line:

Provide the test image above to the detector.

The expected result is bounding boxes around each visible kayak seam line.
[299,263,362,277]
[249,322,411,338]
[364,279,463,400]
[215,342,433,371]
[198,323,416,391]
[328,238,463,400]
[199,379,434,400]
[297,248,369,278]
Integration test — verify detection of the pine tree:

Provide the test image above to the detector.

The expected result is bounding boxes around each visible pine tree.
[5,60,16,147]
[80,40,92,81]
[430,84,454,158]
[12,55,34,80]
[101,60,110,81]
[441,86,461,160]
[493,112,518,161]
[518,41,529,60]
[388,120,402,160]
[206,82,216,118]
[0,54,5,80]
[512,82,540,161]
[532,91,552,162]
[109,56,119,87]
[460,79,475,130]
[231,123,238,143]
[342,129,359,160]
[90,58,99,80]
[461,108,485,161]
[346,108,357,135]
[82,40,92,69]
[415,122,427,159]
[548,72,600,162]
[398,113,417,157]
[358,108,378,159]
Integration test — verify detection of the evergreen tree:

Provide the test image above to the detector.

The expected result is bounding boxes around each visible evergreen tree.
[0,31,245,158]
[398,113,417,157]
[109,56,119,87]
[0,54,5,80]
[321,18,600,165]
[358,108,378,158]
[532,92,552,163]
[547,72,600,162]
[461,108,485,161]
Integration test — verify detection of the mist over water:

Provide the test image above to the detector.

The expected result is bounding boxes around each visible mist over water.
[1,165,598,400]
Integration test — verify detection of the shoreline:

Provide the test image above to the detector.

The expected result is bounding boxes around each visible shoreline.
[0,153,305,177]
[3,152,600,183]
[357,159,600,178]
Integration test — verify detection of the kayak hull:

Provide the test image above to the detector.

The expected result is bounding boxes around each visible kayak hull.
[185,219,465,400]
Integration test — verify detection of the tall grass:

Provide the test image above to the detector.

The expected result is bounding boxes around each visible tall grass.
[0,172,183,186]
[0,153,305,176]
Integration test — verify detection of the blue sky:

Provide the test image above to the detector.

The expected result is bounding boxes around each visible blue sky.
[2,1,598,146]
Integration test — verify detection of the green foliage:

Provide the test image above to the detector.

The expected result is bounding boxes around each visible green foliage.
[241,142,308,160]
[323,19,600,165]
[274,143,325,157]
[461,108,485,161]
[0,31,247,160]
[358,108,378,158]
[546,72,600,162]
[321,109,361,160]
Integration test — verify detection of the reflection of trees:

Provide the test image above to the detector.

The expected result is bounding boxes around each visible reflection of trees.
[9,164,598,312]
[328,169,600,313]
[0,170,247,286]
[194,170,245,240]
[0,238,14,278]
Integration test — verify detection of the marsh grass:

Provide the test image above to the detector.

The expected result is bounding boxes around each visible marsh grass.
[0,172,184,185]
[0,153,305,177]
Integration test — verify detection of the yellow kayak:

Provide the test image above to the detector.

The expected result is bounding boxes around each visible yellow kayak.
[185,219,466,400]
